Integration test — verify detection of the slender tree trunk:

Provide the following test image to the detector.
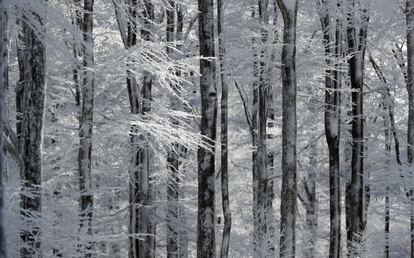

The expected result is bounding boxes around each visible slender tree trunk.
[368,53,405,258]
[134,2,156,258]
[217,0,231,257]
[197,0,217,256]
[175,5,188,258]
[72,0,82,109]
[276,1,298,257]
[114,1,156,257]
[166,2,181,257]
[78,0,95,256]
[0,2,7,256]
[251,6,260,252]
[317,1,342,257]
[16,2,46,257]
[346,2,369,254]
[407,1,414,257]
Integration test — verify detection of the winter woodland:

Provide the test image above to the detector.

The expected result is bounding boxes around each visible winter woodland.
[0,0,414,257]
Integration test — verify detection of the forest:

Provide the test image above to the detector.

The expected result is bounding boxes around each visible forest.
[0,0,414,257]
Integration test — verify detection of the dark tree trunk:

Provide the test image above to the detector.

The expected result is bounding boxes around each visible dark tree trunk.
[78,0,95,256]
[166,2,181,257]
[276,1,298,257]
[0,2,7,256]
[132,2,156,258]
[217,0,232,257]
[406,1,414,257]
[197,0,217,257]
[317,1,342,257]
[113,1,156,257]
[251,6,260,252]
[345,2,369,254]
[16,2,47,257]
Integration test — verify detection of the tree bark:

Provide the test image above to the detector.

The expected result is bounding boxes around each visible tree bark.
[317,1,342,257]
[0,2,6,256]
[345,1,369,254]
[217,0,232,257]
[197,0,217,257]
[130,2,156,258]
[166,2,181,257]
[276,1,298,257]
[406,1,414,257]
[78,0,95,256]
[16,2,47,256]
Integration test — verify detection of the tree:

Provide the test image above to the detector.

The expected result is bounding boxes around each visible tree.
[276,0,298,257]
[16,1,47,256]
[197,0,217,256]
[217,0,232,257]
[316,0,342,257]
[166,1,183,257]
[345,0,369,253]
[78,0,95,256]
[0,0,6,256]
[406,0,414,257]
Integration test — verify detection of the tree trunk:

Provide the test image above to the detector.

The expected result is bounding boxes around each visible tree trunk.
[78,0,95,256]
[197,0,217,256]
[346,2,369,254]
[217,0,232,257]
[131,2,156,258]
[16,2,47,256]
[317,1,342,257]
[276,1,298,257]
[368,53,405,258]
[113,1,156,257]
[0,2,6,256]
[166,2,180,257]
[407,1,414,257]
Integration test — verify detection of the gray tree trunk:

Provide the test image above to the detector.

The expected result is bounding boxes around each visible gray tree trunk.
[0,2,7,256]
[16,2,47,257]
[345,2,369,253]
[78,0,95,256]
[217,0,232,257]
[369,53,404,258]
[197,0,217,257]
[113,1,156,257]
[406,1,414,257]
[166,2,181,257]
[130,1,156,258]
[276,1,298,257]
[317,1,342,257]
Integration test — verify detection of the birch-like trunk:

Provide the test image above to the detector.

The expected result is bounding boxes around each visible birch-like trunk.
[406,1,414,257]
[345,2,368,253]
[0,2,6,256]
[78,0,95,256]
[197,0,217,257]
[317,1,342,256]
[16,2,46,256]
[217,0,232,257]
[276,1,298,257]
